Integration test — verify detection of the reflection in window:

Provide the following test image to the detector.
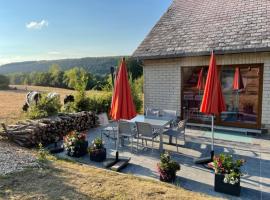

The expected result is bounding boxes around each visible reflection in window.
[220,67,259,124]
[182,65,261,127]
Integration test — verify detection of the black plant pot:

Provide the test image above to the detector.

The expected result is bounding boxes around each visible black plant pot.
[159,170,176,183]
[214,174,241,196]
[67,141,88,157]
[90,148,106,162]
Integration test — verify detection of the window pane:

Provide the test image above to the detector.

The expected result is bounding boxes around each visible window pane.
[220,67,259,124]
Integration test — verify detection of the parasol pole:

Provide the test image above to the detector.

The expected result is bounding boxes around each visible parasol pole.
[211,114,214,160]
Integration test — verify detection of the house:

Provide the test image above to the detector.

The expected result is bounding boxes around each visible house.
[133,0,270,130]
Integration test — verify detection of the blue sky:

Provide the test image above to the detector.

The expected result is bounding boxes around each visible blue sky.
[0,0,172,65]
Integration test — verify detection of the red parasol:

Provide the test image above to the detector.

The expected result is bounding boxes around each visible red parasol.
[200,52,226,116]
[110,57,136,120]
[233,67,244,90]
[197,68,204,90]
[199,51,226,161]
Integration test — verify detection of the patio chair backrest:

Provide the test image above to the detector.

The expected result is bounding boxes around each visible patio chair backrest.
[161,109,177,118]
[97,113,110,126]
[136,122,153,137]
[177,120,186,131]
[119,120,133,136]
[145,108,160,117]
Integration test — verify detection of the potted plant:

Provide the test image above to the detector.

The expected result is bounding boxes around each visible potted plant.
[63,131,88,157]
[88,137,106,162]
[157,152,180,182]
[213,154,245,196]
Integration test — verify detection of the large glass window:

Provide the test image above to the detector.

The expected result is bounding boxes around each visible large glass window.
[181,65,262,128]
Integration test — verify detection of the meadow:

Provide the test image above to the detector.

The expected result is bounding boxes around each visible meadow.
[0,85,110,125]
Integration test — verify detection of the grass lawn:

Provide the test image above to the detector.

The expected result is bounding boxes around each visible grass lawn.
[0,157,218,200]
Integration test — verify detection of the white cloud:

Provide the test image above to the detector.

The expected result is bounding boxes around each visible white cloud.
[26,20,48,30]
[48,51,61,55]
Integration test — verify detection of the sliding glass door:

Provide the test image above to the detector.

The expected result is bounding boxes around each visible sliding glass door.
[181,64,263,128]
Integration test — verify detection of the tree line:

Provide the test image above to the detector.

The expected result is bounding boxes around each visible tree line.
[7,58,143,91]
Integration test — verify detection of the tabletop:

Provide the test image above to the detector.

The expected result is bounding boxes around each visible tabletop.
[127,115,173,127]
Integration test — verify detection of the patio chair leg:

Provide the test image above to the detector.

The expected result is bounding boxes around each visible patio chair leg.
[131,137,133,152]
[137,138,139,152]
[152,140,154,152]
[176,137,178,152]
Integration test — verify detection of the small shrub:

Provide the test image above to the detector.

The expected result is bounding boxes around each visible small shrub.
[157,152,180,182]
[73,92,91,112]
[0,74,9,90]
[27,94,61,119]
[37,143,49,162]
[62,101,76,113]
[88,137,106,162]
[129,77,143,113]
[88,91,112,113]
[89,137,104,150]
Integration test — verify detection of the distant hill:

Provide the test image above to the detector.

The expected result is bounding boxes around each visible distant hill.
[0,56,125,75]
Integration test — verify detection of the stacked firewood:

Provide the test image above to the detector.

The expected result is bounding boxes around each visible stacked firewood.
[0,111,97,147]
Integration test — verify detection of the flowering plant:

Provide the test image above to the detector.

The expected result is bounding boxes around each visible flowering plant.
[88,137,105,153]
[88,137,106,162]
[157,152,180,182]
[63,131,87,157]
[213,154,245,185]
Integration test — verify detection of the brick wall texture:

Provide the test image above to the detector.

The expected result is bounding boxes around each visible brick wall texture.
[143,52,270,129]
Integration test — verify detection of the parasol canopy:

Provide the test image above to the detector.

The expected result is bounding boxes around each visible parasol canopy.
[200,52,226,116]
[233,67,244,91]
[110,57,136,120]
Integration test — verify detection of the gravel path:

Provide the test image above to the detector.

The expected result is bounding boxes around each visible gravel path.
[0,140,38,175]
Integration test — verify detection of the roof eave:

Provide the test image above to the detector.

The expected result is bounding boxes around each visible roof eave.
[132,47,270,60]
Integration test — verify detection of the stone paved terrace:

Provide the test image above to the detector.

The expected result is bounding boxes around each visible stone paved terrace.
[57,126,270,200]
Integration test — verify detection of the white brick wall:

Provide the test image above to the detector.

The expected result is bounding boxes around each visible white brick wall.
[143,52,270,129]
[144,61,181,115]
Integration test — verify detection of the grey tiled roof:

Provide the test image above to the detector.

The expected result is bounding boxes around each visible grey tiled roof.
[133,0,270,59]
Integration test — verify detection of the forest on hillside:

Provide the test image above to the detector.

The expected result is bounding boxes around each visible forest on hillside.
[0,56,127,75]
[6,58,143,91]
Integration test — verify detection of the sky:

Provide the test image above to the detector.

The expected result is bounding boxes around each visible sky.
[0,0,172,65]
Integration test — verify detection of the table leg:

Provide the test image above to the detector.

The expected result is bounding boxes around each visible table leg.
[169,135,172,144]
[159,132,163,152]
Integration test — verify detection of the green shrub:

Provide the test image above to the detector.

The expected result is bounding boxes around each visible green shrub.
[0,74,9,89]
[88,91,112,113]
[62,102,76,113]
[74,93,91,112]
[37,143,49,162]
[129,77,143,113]
[27,94,61,119]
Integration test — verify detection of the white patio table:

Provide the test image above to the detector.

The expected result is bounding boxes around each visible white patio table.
[127,115,173,152]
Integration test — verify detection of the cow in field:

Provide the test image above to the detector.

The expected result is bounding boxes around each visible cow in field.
[22,91,60,111]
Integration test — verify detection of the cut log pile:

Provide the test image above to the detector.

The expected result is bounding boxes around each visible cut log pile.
[0,111,97,147]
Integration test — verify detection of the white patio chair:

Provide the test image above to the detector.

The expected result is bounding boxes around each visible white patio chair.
[162,120,186,152]
[160,109,178,128]
[118,120,137,152]
[145,107,160,117]
[135,121,159,152]
[98,113,118,147]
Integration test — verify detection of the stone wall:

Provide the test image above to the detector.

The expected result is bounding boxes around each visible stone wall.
[143,52,270,129]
